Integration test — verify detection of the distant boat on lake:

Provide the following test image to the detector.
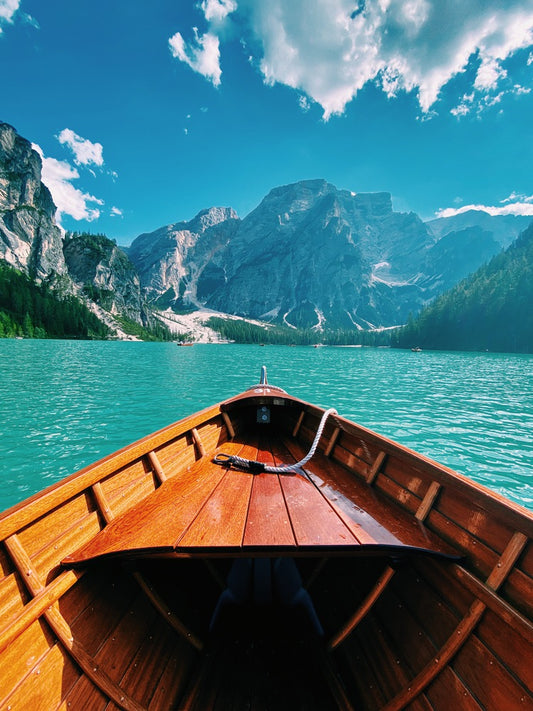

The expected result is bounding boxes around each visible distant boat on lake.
[177,341,194,346]
[411,346,422,352]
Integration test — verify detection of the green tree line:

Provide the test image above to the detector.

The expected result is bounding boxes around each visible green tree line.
[0,260,109,339]
[207,316,391,346]
[392,222,533,353]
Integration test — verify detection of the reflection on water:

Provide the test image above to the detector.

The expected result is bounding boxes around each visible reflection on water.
[1,340,532,510]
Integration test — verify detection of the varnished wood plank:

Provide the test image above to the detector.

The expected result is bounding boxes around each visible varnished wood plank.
[380,530,529,710]
[452,563,533,644]
[113,622,179,708]
[63,445,247,564]
[243,439,296,548]
[486,531,527,590]
[292,410,305,436]
[324,427,340,457]
[478,607,533,694]
[0,618,56,705]
[1,637,80,711]
[92,482,115,523]
[0,570,30,621]
[146,450,166,484]
[147,640,195,711]
[16,491,96,560]
[59,676,108,711]
[191,428,206,458]
[278,470,359,547]
[282,437,457,555]
[221,411,235,439]
[328,565,396,650]
[5,534,146,711]
[367,451,387,484]
[177,444,257,549]
[416,481,442,522]
[453,633,533,711]
[0,569,84,655]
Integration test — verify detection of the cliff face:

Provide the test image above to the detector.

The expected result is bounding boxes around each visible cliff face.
[200,180,436,328]
[0,122,66,279]
[128,207,240,310]
[63,233,145,323]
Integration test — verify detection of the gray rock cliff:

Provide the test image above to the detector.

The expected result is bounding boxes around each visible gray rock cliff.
[203,180,436,328]
[63,233,145,324]
[0,122,66,279]
[128,206,240,309]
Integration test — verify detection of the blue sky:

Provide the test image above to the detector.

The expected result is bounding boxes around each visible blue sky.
[1,0,533,245]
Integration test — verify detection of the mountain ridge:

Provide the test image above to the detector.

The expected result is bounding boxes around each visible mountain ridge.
[2,121,532,341]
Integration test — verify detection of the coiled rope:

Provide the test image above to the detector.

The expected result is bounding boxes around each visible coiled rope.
[213,408,338,474]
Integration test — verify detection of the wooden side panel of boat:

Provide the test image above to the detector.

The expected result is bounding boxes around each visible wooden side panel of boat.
[0,389,531,710]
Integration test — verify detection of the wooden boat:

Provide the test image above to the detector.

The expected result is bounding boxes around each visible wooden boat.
[0,368,531,710]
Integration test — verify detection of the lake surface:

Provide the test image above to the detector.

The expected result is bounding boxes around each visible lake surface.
[1,340,532,512]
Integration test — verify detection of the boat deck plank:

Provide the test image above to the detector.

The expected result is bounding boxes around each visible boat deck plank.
[243,441,296,547]
[62,434,459,566]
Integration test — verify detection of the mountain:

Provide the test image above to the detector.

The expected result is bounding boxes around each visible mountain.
[0,122,168,340]
[127,207,239,310]
[0,122,66,280]
[427,210,531,248]
[393,222,533,353]
[130,180,441,329]
[63,232,145,324]
[3,121,530,338]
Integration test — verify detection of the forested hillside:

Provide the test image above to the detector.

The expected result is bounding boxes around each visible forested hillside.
[0,261,110,339]
[392,222,533,353]
[207,316,391,346]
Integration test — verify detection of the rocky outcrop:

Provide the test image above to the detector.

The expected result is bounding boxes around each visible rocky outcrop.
[63,233,145,323]
[128,207,240,310]
[0,122,66,279]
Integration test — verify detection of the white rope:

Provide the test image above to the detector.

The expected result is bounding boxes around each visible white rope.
[214,408,338,474]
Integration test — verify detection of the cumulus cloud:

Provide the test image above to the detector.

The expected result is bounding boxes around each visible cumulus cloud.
[171,0,533,119]
[57,128,104,167]
[0,0,19,32]
[33,144,103,224]
[200,0,237,24]
[436,194,533,218]
[110,206,123,217]
[169,28,221,86]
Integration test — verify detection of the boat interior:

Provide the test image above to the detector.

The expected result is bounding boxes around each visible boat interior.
[0,385,531,710]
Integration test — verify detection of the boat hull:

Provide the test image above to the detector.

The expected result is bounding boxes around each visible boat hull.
[0,384,531,710]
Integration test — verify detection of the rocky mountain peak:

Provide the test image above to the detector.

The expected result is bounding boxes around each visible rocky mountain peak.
[0,122,66,279]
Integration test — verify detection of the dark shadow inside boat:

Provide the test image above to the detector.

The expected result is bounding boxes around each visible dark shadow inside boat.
[120,554,428,710]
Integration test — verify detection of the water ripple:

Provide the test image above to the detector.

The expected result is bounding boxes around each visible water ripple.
[1,341,532,511]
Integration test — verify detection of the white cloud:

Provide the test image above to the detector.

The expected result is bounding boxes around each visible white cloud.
[169,29,221,86]
[200,0,237,24]
[474,59,507,91]
[110,206,123,217]
[501,192,533,204]
[173,0,533,119]
[298,95,311,112]
[436,199,533,218]
[0,0,19,32]
[32,143,103,224]
[57,128,104,167]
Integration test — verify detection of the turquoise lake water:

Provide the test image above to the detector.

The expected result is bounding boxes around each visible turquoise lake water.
[1,340,532,512]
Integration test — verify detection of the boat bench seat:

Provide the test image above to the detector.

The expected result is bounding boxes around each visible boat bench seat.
[62,434,459,567]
